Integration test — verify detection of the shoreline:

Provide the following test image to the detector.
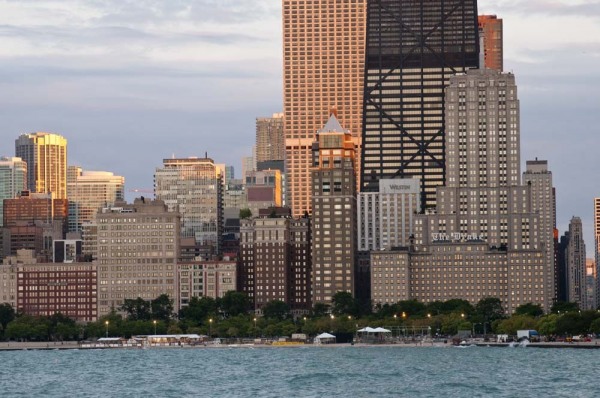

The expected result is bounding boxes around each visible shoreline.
[2,340,600,351]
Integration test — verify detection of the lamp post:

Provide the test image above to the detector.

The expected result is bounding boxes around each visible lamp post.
[209,318,213,337]
[253,317,257,338]
[330,314,335,332]
[153,320,157,335]
[105,320,109,338]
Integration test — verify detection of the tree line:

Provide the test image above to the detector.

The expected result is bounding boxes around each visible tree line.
[1,293,599,342]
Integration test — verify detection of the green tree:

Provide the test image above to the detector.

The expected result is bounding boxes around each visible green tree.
[179,296,218,324]
[475,297,505,323]
[590,318,600,334]
[218,291,251,317]
[396,299,427,318]
[331,291,359,317]
[239,208,252,219]
[440,299,474,316]
[0,303,16,336]
[536,314,559,336]
[262,300,291,321]
[551,301,579,314]
[495,315,537,335]
[514,303,544,317]
[310,303,330,318]
[120,297,151,321]
[151,294,174,321]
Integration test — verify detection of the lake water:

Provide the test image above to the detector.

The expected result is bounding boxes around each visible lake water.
[0,346,598,397]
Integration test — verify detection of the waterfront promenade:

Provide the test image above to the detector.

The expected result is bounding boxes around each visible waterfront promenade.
[2,339,600,351]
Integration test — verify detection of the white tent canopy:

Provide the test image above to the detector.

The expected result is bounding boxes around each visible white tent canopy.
[357,327,391,333]
[373,327,391,333]
[314,332,336,344]
[316,333,335,339]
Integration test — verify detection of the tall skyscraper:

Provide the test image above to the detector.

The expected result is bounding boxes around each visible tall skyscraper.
[523,160,557,306]
[283,0,366,218]
[256,113,285,164]
[154,157,223,255]
[361,0,480,211]
[0,157,27,226]
[392,68,550,313]
[595,198,600,308]
[565,217,587,308]
[478,15,503,72]
[311,115,358,304]
[15,132,68,199]
[67,166,125,232]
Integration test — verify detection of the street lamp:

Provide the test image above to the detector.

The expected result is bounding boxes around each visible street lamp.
[253,317,257,338]
[209,318,213,337]
[461,313,465,319]
[330,314,335,332]
[427,313,431,319]
[402,312,406,319]
[153,320,157,335]
[105,320,109,338]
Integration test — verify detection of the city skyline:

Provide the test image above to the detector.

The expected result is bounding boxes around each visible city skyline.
[0,0,599,253]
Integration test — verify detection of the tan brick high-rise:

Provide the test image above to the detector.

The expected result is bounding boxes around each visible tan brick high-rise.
[283,0,366,218]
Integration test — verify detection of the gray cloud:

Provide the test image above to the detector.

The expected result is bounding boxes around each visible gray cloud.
[484,0,600,19]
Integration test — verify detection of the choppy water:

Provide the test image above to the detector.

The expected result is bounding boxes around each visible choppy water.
[1,346,598,397]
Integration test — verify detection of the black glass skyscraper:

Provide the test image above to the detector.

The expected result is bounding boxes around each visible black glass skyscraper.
[361,0,479,211]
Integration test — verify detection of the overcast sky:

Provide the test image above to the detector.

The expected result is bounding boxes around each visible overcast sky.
[0,0,599,255]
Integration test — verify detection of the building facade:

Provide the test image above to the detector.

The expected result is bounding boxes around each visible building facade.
[15,132,68,199]
[154,157,223,255]
[478,15,503,72]
[522,160,557,306]
[595,198,600,309]
[178,261,237,309]
[245,169,283,216]
[0,157,27,227]
[283,0,366,217]
[1,250,97,322]
[361,0,480,210]
[256,113,285,163]
[67,167,125,233]
[311,115,357,304]
[95,198,180,317]
[358,178,420,251]
[565,217,587,308]
[239,208,311,313]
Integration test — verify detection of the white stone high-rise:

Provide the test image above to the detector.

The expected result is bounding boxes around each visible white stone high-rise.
[358,178,420,251]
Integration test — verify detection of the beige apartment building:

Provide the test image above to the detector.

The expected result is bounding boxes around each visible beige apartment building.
[178,261,237,309]
[371,243,545,314]
[283,0,366,217]
[95,198,180,317]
